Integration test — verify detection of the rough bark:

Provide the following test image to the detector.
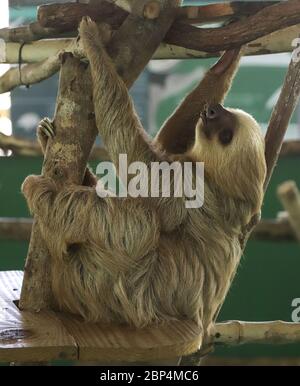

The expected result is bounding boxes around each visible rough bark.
[36,0,300,53]
[19,54,98,311]
[38,1,277,31]
[264,57,300,190]
[166,0,300,52]
[0,132,109,160]
[2,23,298,64]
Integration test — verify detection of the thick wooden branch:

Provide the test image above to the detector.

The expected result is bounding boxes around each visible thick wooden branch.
[0,22,67,43]
[179,1,278,25]
[211,321,300,346]
[0,39,86,93]
[237,43,300,250]
[0,132,109,160]
[0,218,32,241]
[0,216,296,242]
[19,0,182,312]
[36,0,300,53]
[280,140,300,157]
[264,53,300,190]
[19,54,99,312]
[0,1,278,43]
[37,1,277,32]
[0,56,61,94]
[166,0,300,52]
[252,216,295,241]
[0,23,297,70]
[277,181,300,241]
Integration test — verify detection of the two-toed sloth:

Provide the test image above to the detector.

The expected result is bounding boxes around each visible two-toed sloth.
[22,18,266,336]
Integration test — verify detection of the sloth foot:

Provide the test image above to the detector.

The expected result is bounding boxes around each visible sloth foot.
[79,16,112,49]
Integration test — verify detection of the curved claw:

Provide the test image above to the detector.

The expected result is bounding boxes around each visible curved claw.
[210,47,242,76]
[38,117,55,139]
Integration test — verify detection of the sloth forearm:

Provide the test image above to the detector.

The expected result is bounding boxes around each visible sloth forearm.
[84,35,155,167]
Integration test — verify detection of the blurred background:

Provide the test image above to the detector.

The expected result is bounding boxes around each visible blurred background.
[0,0,300,365]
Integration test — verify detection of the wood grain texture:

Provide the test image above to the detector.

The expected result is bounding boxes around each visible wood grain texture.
[0,271,77,363]
[60,315,202,362]
[0,271,202,363]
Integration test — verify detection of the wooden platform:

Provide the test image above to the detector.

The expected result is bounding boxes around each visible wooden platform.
[0,271,202,363]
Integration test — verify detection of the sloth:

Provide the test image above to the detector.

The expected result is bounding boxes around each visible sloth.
[22,18,266,338]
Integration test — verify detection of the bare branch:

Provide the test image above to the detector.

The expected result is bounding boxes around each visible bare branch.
[38,1,279,32]
[1,215,296,242]
[0,218,33,241]
[36,0,300,53]
[0,22,66,43]
[264,56,300,190]
[211,321,300,346]
[252,216,295,242]
[277,181,300,241]
[166,0,300,52]
[0,132,109,160]
[0,56,61,94]
[0,23,297,65]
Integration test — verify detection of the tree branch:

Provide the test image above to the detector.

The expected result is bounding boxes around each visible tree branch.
[264,57,300,190]
[0,24,297,94]
[166,0,300,52]
[35,0,300,53]
[0,56,61,94]
[0,218,33,241]
[252,216,295,242]
[277,181,300,241]
[211,321,300,346]
[1,216,296,242]
[37,1,278,32]
[0,132,109,160]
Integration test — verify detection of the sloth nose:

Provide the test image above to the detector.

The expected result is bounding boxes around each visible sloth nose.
[206,104,224,120]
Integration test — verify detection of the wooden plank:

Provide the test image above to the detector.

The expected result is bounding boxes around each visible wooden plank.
[0,271,77,363]
[60,315,202,363]
[0,271,202,363]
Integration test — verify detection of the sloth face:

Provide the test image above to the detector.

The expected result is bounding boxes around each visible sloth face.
[191,104,266,214]
[194,104,265,161]
[198,104,262,149]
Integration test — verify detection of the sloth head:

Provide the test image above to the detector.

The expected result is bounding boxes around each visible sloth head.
[190,104,267,217]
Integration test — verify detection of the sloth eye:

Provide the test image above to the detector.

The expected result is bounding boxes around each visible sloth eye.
[219,129,234,145]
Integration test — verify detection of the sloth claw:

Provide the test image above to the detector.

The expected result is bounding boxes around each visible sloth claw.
[38,117,55,139]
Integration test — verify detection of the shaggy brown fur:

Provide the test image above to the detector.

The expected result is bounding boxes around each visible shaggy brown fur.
[22,18,266,339]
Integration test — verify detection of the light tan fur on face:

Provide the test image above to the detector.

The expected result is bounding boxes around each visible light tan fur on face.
[22,18,266,345]
[190,108,266,224]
